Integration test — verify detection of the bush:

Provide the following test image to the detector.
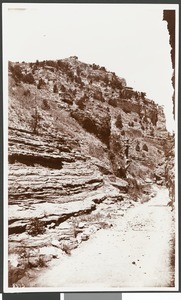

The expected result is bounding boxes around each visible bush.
[151,111,158,126]
[142,143,148,151]
[115,114,123,129]
[53,84,58,93]
[141,92,146,99]
[61,84,66,92]
[57,60,69,72]
[122,106,131,114]
[92,63,100,70]
[23,89,31,97]
[26,218,46,236]
[127,177,142,201]
[76,96,87,110]
[10,64,24,82]
[150,127,154,136]
[75,75,83,85]
[108,98,117,107]
[31,108,42,134]
[23,73,35,84]
[37,78,46,89]
[42,99,50,110]
[110,76,123,90]
[136,143,140,151]
[128,121,134,127]
[45,60,57,68]
[94,90,104,101]
[100,66,106,72]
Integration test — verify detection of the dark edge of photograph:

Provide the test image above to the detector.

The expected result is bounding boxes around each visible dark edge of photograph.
[1,0,181,299]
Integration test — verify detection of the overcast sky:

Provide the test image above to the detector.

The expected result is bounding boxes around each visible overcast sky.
[3,3,178,132]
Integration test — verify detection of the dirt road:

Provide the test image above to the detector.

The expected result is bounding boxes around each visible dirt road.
[24,186,175,289]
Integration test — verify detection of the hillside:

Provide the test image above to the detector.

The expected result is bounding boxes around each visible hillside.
[8,56,170,286]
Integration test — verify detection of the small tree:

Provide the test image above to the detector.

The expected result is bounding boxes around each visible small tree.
[128,121,134,127]
[31,107,41,134]
[136,143,140,151]
[115,114,123,129]
[142,143,148,152]
[77,96,87,110]
[150,127,154,136]
[24,73,35,84]
[141,92,146,99]
[53,83,58,93]
[42,99,50,110]
[37,78,46,89]
[11,64,24,82]
[61,84,66,92]
[27,218,46,236]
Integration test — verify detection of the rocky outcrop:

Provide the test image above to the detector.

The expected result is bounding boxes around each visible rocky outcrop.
[163,10,175,118]
[70,102,111,145]
[165,134,175,203]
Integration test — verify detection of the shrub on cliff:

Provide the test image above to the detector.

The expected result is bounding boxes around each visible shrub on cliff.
[37,78,46,89]
[9,64,24,83]
[42,99,50,110]
[127,177,143,201]
[110,76,124,90]
[150,127,154,136]
[53,83,58,93]
[122,106,131,114]
[23,73,35,84]
[23,89,31,97]
[92,63,100,70]
[151,111,158,126]
[76,96,87,110]
[26,218,46,236]
[61,84,66,92]
[142,143,148,151]
[136,143,140,151]
[57,60,69,72]
[128,121,134,127]
[115,114,123,129]
[108,98,117,107]
[31,108,42,134]
[94,90,104,102]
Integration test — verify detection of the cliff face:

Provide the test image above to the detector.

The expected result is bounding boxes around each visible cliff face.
[163,10,175,118]
[8,56,169,220]
[165,134,175,203]
[8,57,169,285]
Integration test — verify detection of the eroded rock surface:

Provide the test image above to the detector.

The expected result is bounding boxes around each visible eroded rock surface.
[8,57,171,286]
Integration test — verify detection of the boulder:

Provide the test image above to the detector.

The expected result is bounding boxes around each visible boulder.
[39,254,52,263]
[9,254,19,268]
[112,178,128,193]
[78,222,86,228]
[39,246,62,258]
[145,178,152,183]
[57,222,72,230]
[80,233,89,241]
[51,239,60,248]
[28,257,39,268]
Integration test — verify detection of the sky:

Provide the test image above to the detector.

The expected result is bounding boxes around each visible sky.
[3,3,178,132]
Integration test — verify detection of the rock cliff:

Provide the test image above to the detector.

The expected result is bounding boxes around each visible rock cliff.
[8,57,169,285]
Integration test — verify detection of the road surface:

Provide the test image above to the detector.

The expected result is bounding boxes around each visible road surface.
[21,186,175,289]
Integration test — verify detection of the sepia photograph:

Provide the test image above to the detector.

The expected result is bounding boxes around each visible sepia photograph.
[3,3,179,292]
